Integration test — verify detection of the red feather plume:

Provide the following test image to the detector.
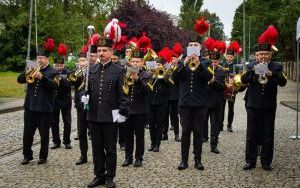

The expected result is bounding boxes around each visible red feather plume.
[213,40,226,54]
[113,35,128,51]
[258,25,278,46]
[203,37,215,51]
[137,32,152,53]
[228,41,241,54]
[194,17,210,36]
[91,33,100,45]
[158,47,173,63]
[172,42,183,57]
[43,38,55,52]
[57,43,68,57]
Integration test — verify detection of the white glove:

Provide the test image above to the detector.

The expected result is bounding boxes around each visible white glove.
[116,114,127,123]
[81,95,89,105]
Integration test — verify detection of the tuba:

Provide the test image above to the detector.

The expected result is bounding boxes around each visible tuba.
[25,64,41,84]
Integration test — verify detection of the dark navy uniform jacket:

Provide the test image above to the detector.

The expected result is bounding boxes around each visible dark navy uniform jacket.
[173,59,213,107]
[55,68,72,110]
[241,61,287,109]
[87,62,129,123]
[17,64,58,113]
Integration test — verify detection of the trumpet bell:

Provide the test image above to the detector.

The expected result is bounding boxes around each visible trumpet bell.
[143,49,158,62]
[122,85,129,95]
[258,74,268,85]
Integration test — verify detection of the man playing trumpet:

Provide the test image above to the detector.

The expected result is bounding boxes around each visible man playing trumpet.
[17,38,58,165]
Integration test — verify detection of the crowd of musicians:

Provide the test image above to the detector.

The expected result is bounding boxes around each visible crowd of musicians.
[17,18,287,188]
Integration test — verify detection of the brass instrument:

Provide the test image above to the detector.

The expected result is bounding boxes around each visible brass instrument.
[122,71,137,95]
[25,64,41,84]
[67,64,87,82]
[143,48,158,62]
[258,74,268,85]
[188,57,199,71]
[147,63,166,91]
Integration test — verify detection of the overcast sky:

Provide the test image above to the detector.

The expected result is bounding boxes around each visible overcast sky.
[148,0,243,38]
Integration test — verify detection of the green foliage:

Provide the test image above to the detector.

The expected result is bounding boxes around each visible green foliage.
[0,0,117,71]
[179,0,203,30]
[231,0,300,61]
[179,0,225,40]
[64,60,77,71]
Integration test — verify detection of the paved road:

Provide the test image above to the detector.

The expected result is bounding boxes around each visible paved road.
[0,81,299,187]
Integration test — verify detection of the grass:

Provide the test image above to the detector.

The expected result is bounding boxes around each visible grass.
[0,71,25,98]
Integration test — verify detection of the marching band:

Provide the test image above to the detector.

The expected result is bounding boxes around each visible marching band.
[17,18,287,188]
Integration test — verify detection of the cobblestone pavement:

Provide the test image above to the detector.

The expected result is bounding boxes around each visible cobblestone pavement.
[0,81,299,188]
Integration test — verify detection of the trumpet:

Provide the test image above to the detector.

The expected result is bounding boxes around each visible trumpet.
[67,64,87,82]
[147,64,166,91]
[122,72,137,95]
[143,48,158,62]
[25,64,41,84]
[188,57,199,71]
[258,74,268,85]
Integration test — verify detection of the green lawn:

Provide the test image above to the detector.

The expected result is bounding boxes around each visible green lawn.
[0,71,25,98]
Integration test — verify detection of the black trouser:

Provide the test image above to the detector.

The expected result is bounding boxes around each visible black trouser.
[51,107,72,145]
[164,100,179,136]
[118,123,125,146]
[203,103,223,149]
[148,103,168,147]
[179,107,207,162]
[245,108,276,166]
[125,114,147,161]
[77,109,88,158]
[23,110,52,159]
[90,122,118,180]
[221,98,235,129]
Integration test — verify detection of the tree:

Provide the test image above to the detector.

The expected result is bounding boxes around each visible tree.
[179,0,203,30]
[198,9,225,40]
[111,0,194,52]
[0,0,118,71]
[231,0,300,61]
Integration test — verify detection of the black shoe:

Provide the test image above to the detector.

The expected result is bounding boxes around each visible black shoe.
[153,145,159,152]
[107,179,116,188]
[177,161,188,170]
[75,157,87,165]
[148,145,154,151]
[243,163,256,170]
[65,144,72,149]
[262,164,271,171]
[87,177,106,188]
[203,138,208,143]
[121,159,133,167]
[211,148,220,154]
[170,126,174,130]
[50,143,60,149]
[162,134,168,141]
[37,159,47,165]
[227,127,233,132]
[21,157,33,165]
[194,160,204,170]
[134,160,143,167]
[175,134,181,142]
